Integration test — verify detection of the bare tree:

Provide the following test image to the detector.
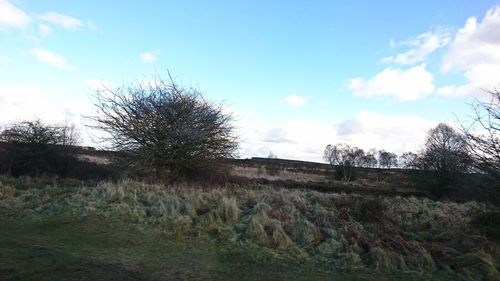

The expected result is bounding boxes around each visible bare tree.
[268,151,278,159]
[461,89,500,179]
[360,148,378,168]
[420,123,470,191]
[350,147,365,167]
[88,76,238,179]
[323,143,362,181]
[0,119,80,146]
[399,152,419,169]
[378,150,398,169]
[60,117,81,146]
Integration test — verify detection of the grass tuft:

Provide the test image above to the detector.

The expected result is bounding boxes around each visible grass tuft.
[454,251,499,279]
[288,218,321,248]
[246,216,268,243]
[170,215,193,234]
[368,247,392,271]
[196,210,223,232]
[269,220,293,250]
[218,197,240,224]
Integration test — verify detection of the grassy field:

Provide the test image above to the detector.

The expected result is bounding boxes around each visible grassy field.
[1,176,499,280]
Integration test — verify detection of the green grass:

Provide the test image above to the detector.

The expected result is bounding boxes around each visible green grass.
[0,176,498,280]
[0,214,392,281]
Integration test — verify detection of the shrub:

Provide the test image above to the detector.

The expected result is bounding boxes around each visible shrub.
[0,119,79,146]
[89,75,238,181]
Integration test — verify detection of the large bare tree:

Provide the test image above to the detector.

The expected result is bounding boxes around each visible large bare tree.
[461,89,500,180]
[420,123,470,191]
[89,76,238,179]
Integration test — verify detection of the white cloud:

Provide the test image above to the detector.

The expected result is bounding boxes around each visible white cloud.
[38,12,83,30]
[0,85,41,106]
[282,94,306,107]
[241,118,337,161]
[0,3,92,34]
[0,84,97,145]
[0,85,43,123]
[348,65,435,101]
[336,111,437,153]
[436,64,500,98]
[38,23,52,36]
[140,52,157,63]
[382,29,450,65]
[442,7,500,73]
[85,79,113,91]
[0,0,31,30]
[239,112,438,162]
[29,48,74,71]
[439,6,500,98]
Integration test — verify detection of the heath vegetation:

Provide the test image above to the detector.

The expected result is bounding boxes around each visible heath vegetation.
[1,176,498,280]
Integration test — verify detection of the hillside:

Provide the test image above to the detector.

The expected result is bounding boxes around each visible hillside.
[1,142,494,202]
[1,176,499,280]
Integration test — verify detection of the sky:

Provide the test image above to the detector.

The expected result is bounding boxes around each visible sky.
[1,0,500,162]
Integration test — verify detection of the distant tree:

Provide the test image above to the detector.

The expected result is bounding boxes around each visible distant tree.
[0,119,80,146]
[360,148,378,168]
[461,89,500,180]
[59,117,81,146]
[399,152,419,169]
[420,123,470,192]
[268,151,278,159]
[0,119,81,178]
[323,143,362,181]
[89,75,238,180]
[350,147,365,167]
[378,150,398,169]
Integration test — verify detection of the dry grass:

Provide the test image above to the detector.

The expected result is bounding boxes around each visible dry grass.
[0,175,498,279]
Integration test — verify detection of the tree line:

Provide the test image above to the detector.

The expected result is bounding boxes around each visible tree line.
[0,74,498,190]
[323,122,472,194]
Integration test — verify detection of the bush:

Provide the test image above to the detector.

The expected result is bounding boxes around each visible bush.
[0,142,118,180]
[89,75,238,181]
[0,119,79,146]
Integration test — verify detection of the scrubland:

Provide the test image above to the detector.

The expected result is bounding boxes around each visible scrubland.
[1,176,499,280]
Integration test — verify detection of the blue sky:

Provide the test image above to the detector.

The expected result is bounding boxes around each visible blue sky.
[1,0,500,161]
